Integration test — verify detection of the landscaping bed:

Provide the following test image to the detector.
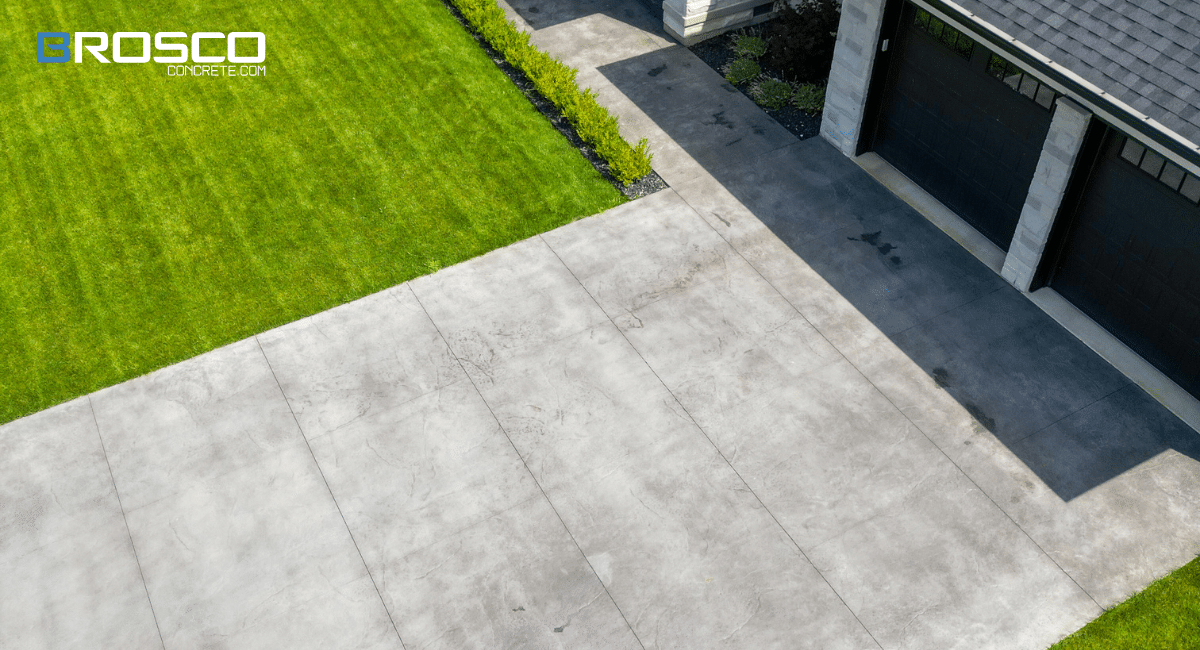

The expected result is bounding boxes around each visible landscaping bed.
[688,31,823,141]
[687,0,841,141]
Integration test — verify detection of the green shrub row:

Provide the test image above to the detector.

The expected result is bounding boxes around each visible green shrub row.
[445,0,653,185]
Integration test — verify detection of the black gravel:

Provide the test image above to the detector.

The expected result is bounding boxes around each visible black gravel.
[688,28,824,142]
[440,0,667,200]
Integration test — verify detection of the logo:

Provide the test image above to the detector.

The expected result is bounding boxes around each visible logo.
[36,32,71,62]
[37,32,267,76]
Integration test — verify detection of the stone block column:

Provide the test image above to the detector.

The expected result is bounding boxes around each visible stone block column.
[664,0,778,46]
[820,0,887,154]
[1001,97,1092,292]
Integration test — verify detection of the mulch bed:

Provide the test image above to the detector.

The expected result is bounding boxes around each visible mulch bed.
[687,27,824,142]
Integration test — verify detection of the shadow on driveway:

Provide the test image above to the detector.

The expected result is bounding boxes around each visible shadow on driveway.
[597,48,1200,502]
[506,0,664,31]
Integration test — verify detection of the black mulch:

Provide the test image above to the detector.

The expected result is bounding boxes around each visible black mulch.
[688,28,824,142]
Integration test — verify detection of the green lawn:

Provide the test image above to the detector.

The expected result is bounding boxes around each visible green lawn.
[1050,553,1200,649]
[1,0,624,424]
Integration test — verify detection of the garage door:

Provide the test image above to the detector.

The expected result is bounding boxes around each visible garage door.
[1050,127,1200,398]
[869,2,1055,250]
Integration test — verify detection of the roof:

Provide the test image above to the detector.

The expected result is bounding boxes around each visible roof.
[952,0,1200,147]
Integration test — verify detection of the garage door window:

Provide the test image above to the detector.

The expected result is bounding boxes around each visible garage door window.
[913,8,974,58]
[1119,136,1200,203]
[986,53,1057,110]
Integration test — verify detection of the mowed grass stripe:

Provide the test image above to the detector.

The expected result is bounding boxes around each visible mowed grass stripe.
[1,0,624,423]
[1051,554,1200,649]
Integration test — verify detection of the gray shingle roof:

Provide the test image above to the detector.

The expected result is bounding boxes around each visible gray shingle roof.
[953,0,1200,146]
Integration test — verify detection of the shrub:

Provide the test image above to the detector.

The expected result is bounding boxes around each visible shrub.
[731,33,768,59]
[723,58,761,85]
[763,0,842,83]
[445,0,652,185]
[750,77,794,110]
[791,82,826,115]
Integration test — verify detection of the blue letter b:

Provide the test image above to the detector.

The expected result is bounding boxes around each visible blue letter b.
[37,32,71,62]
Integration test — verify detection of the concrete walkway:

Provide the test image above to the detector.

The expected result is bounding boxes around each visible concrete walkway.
[4,2,1200,649]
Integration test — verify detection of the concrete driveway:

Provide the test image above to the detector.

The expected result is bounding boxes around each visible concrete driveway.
[4,1,1200,648]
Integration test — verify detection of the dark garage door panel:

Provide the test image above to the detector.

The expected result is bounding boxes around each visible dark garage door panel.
[1052,129,1200,397]
[871,2,1052,251]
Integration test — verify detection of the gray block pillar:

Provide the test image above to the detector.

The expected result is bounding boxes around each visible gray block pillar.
[820,0,887,154]
[664,0,777,46]
[1001,97,1092,292]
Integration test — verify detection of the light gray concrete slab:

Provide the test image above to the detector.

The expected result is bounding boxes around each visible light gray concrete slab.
[471,322,700,490]
[0,398,161,648]
[300,378,533,569]
[2,516,163,649]
[957,384,1200,608]
[549,193,1102,649]
[608,245,843,426]
[256,286,463,439]
[409,235,610,389]
[90,339,399,648]
[671,173,890,359]
[124,444,397,649]
[1,398,124,560]
[542,189,740,317]
[90,338,307,512]
[300,381,633,648]
[471,321,880,649]
[806,462,1101,650]
[688,359,950,550]
[382,493,640,649]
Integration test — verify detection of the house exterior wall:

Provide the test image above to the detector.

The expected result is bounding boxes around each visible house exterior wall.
[1001,97,1093,292]
[663,0,777,46]
[819,0,887,155]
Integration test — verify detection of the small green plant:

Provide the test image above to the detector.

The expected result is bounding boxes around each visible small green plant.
[750,77,794,110]
[792,82,826,115]
[723,58,761,85]
[731,33,768,59]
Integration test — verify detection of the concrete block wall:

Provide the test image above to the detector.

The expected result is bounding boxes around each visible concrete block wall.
[820,0,887,154]
[1001,97,1093,292]
[663,0,778,46]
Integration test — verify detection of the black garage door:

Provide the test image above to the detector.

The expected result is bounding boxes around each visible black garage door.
[869,2,1055,250]
[1050,128,1200,397]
